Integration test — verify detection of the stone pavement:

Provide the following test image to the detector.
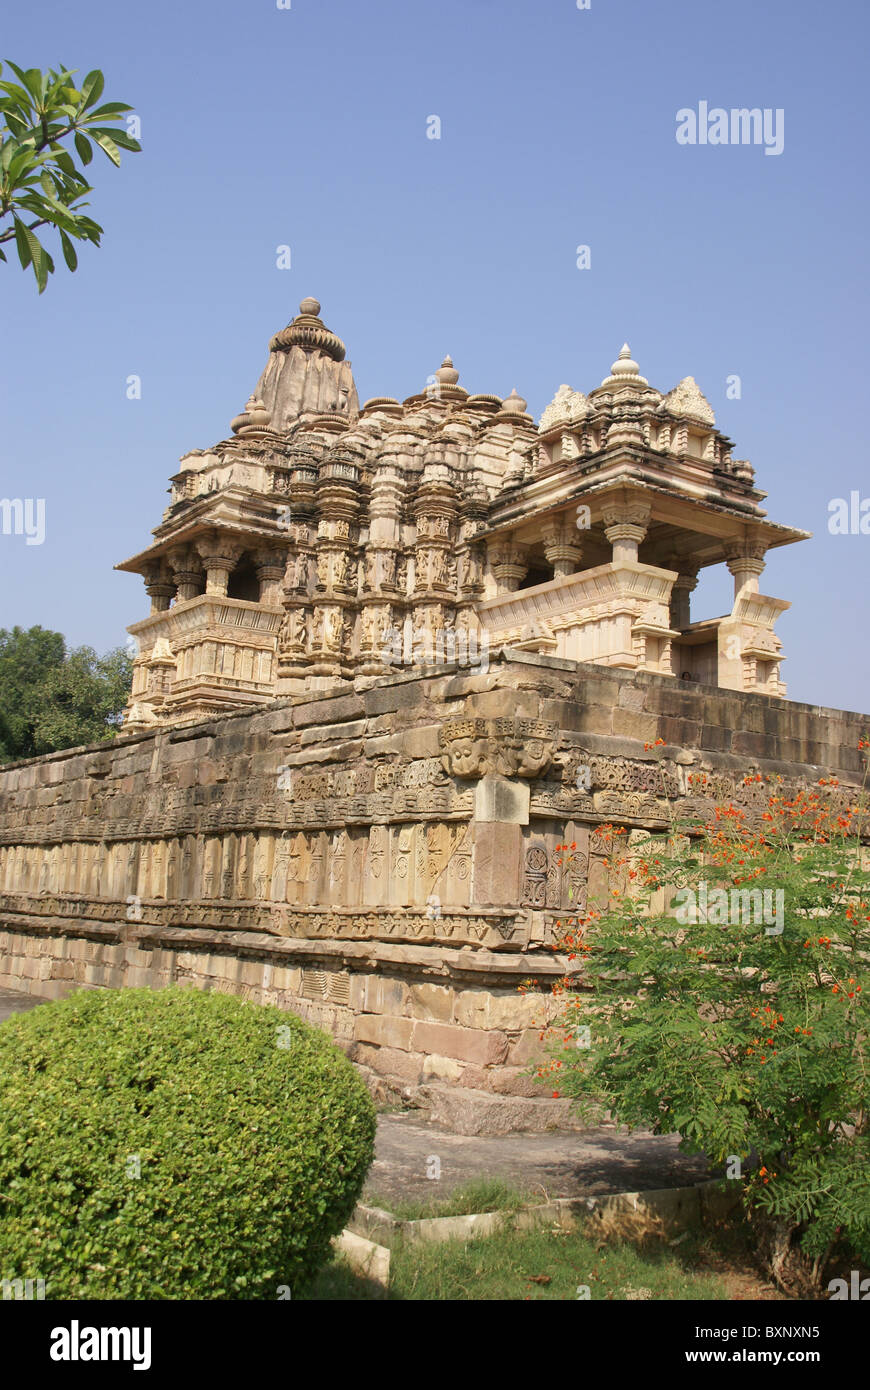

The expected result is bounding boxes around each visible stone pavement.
[0,988,711,1202]
[364,1111,711,1207]
[0,988,50,1023]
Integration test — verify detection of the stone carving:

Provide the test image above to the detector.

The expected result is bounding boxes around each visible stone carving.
[661,376,715,425]
[440,717,558,779]
[521,844,549,907]
[539,383,588,431]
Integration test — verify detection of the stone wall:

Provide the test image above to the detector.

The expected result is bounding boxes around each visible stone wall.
[0,650,865,1130]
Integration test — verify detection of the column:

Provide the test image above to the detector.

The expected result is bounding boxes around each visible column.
[602,500,651,565]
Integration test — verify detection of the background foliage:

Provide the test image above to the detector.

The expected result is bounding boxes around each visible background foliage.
[0,625,132,761]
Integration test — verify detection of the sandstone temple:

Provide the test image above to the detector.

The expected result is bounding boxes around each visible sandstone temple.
[0,299,864,1133]
[118,298,808,729]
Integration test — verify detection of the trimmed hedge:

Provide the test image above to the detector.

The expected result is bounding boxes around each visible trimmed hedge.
[0,987,376,1299]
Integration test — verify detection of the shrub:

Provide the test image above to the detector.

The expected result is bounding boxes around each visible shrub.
[538,764,870,1293]
[0,986,376,1299]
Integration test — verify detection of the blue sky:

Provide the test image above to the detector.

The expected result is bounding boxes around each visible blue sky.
[1,0,868,712]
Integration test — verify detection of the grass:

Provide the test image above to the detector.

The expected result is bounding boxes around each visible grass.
[364,1178,530,1221]
[301,1221,780,1301]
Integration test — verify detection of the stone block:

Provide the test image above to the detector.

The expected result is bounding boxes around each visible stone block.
[417,1083,585,1135]
[470,822,522,906]
[351,1042,422,1085]
[507,1029,549,1065]
[420,1053,464,1082]
[454,989,542,1032]
[411,1020,508,1066]
[409,982,454,1022]
[474,775,530,825]
[354,1013,414,1050]
[610,708,659,742]
[362,975,410,1016]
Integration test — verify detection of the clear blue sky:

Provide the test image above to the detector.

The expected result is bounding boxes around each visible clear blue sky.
[1,0,868,713]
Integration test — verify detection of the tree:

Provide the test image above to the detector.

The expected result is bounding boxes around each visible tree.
[539,760,870,1294]
[0,626,132,761]
[0,61,140,292]
[0,625,65,759]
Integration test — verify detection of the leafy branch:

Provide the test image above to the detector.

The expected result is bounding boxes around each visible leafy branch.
[0,60,141,291]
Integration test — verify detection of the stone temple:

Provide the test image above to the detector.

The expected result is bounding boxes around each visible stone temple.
[0,299,864,1133]
[118,297,807,730]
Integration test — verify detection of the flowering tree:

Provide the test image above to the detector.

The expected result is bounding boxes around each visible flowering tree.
[538,750,870,1292]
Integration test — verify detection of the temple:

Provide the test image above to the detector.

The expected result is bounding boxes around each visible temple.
[6,300,864,1128]
[117,298,808,730]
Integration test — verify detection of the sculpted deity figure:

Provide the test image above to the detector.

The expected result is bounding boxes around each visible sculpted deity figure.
[332,551,348,586]
[286,610,306,646]
[324,609,343,650]
[381,551,396,586]
[431,550,448,586]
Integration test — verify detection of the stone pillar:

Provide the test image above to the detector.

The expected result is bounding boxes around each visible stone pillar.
[726,543,766,599]
[196,538,242,597]
[542,521,583,579]
[669,565,700,631]
[489,541,528,595]
[144,564,175,613]
[602,500,651,565]
[168,548,204,603]
[254,550,285,606]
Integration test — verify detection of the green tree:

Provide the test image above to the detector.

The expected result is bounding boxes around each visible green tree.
[0,626,132,761]
[0,60,140,292]
[0,625,65,759]
[30,643,132,754]
[540,765,870,1294]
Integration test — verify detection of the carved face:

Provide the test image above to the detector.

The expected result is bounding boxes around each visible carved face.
[444,736,485,778]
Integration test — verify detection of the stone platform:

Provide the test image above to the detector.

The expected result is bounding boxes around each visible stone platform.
[0,651,865,1131]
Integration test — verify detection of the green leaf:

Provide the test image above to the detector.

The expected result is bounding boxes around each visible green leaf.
[12,214,32,268]
[87,102,133,118]
[79,70,105,110]
[73,131,92,166]
[59,230,77,271]
[89,130,120,166]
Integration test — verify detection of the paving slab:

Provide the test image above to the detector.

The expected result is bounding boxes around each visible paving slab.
[365,1112,712,1207]
[0,988,50,1023]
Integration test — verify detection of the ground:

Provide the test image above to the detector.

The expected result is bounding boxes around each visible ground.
[366,1111,711,1208]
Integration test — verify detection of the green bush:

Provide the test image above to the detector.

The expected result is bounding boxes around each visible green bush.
[0,987,376,1299]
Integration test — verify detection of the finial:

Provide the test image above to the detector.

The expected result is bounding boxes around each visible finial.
[298,297,321,317]
[436,354,460,386]
[600,342,648,390]
[230,394,271,436]
[501,387,528,414]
